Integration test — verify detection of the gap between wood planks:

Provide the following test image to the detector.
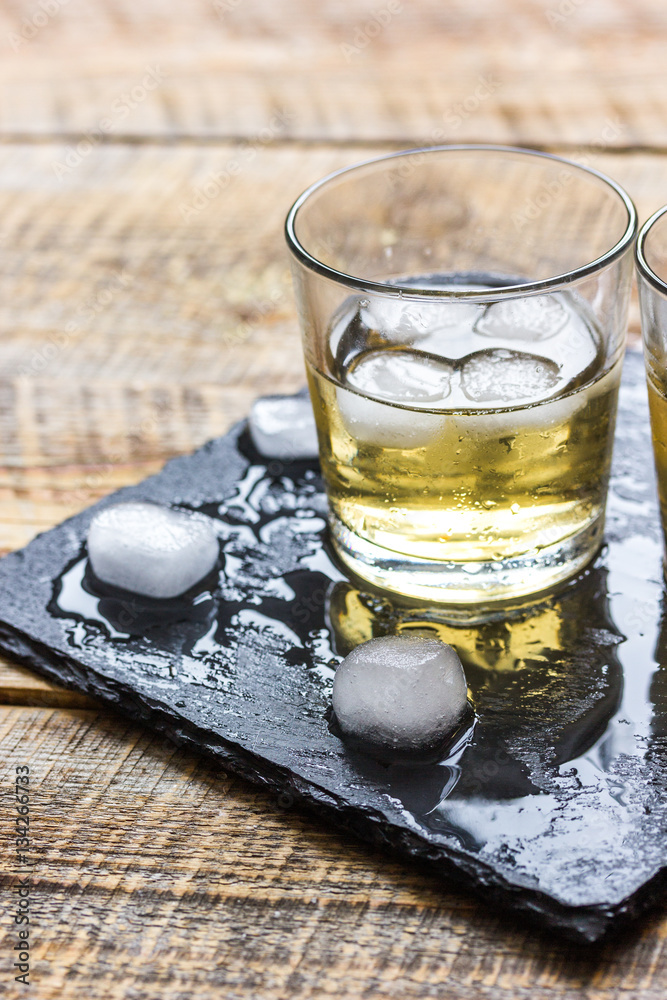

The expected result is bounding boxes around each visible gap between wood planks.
[0,133,665,154]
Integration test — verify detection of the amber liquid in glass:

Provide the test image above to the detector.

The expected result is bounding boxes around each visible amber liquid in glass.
[308,281,620,602]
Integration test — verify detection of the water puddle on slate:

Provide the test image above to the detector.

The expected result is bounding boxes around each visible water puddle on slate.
[47,415,667,872]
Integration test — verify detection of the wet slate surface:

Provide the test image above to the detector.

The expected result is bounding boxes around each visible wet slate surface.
[1,350,667,943]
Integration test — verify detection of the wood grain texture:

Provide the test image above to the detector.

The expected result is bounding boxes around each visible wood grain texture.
[1,1,667,992]
[0,142,655,403]
[0,0,666,146]
[0,141,655,664]
[0,659,96,706]
[2,706,667,1000]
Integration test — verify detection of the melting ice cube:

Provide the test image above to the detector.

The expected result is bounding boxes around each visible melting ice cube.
[365,295,481,338]
[87,501,219,599]
[330,294,482,372]
[345,349,453,403]
[249,394,319,460]
[459,348,561,406]
[473,292,601,392]
[332,635,469,757]
[337,349,453,448]
[474,294,569,342]
[447,336,617,435]
[332,288,601,427]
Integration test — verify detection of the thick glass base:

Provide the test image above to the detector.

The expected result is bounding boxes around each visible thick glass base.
[329,512,605,606]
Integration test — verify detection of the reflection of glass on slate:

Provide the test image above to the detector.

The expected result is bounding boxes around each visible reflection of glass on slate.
[328,563,624,805]
[650,599,667,740]
[1,351,667,942]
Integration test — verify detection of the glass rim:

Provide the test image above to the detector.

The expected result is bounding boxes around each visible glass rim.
[285,144,638,300]
[635,204,667,296]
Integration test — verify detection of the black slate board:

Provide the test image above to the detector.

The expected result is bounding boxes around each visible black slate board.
[1,350,667,944]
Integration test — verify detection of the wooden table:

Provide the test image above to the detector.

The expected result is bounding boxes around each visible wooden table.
[2,2,667,996]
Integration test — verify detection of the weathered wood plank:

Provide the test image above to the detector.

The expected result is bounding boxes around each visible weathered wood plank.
[0,141,654,667]
[0,659,95,707]
[1,706,667,999]
[0,2,665,994]
[0,141,660,993]
[0,143,655,406]
[0,1,667,146]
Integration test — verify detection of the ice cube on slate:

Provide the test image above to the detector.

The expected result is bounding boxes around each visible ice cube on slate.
[474,294,568,341]
[249,394,319,460]
[332,635,468,756]
[87,502,219,599]
[337,349,452,449]
[460,348,561,405]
